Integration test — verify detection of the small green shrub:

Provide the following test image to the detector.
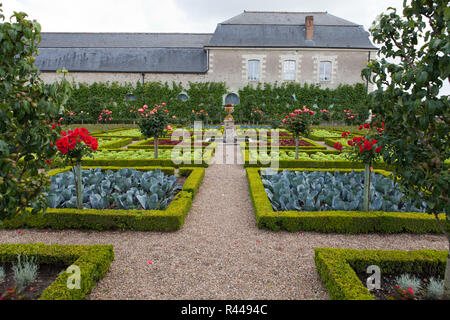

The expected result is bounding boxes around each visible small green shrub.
[12,255,39,293]
[395,274,422,292]
[0,266,5,283]
[426,277,444,300]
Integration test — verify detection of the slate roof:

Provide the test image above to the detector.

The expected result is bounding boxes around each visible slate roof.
[35,33,212,73]
[208,11,377,49]
[221,11,358,26]
[35,11,376,73]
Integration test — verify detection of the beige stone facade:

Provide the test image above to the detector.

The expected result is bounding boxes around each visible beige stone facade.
[40,47,376,92]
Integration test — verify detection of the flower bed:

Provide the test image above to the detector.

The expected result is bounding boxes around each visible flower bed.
[249,151,349,162]
[136,139,211,147]
[246,167,448,233]
[248,139,314,147]
[97,138,133,149]
[314,248,447,300]
[241,149,387,169]
[1,166,205,231]
[0,243,114,300]
[80,148,215,167]
[308,129,342,141]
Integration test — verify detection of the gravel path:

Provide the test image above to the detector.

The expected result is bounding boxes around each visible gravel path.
[0,142,447,300]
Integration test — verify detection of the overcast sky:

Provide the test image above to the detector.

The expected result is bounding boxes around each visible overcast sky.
[3,0,405,33]
[2,0,449,95]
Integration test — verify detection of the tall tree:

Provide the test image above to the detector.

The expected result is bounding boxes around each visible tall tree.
[0,4,72,220]
[362,0,449,298]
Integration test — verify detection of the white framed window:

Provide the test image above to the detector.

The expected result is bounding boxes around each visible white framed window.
[282,60,296,81]
[319,61,332,82]
[248,60,260,81]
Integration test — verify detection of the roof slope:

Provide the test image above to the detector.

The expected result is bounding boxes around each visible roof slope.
[35,33,212,73]
[39,33,213,48]
[221,11,358,26]
[208,11,376,49]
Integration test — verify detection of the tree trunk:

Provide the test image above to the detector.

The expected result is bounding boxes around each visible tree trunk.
[75,162,83,210]
[295,135,299,160]
[363,162,371,211]
[154,137,158,159]
[433,213,450,299]
[444,248,450,300]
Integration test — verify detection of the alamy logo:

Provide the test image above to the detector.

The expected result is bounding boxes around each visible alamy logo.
[366,265,381,290]
[66,265,81,289]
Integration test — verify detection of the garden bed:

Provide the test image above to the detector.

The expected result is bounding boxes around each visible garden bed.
[97,137,133,149]
[128,138,214,149]
[80,148,215,167]
[247,139,314,147]
[241,150,387,169]
[0,243,114,300]
[1,166,205,231]
[246,167,448,233]
[314,248,447,300]
[1,262,65,300]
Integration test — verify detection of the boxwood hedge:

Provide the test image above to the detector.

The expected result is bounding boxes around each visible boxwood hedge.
[1,166,205,231]
[0,243,114,300]
[246,167,449,233]
[314,248,447,300]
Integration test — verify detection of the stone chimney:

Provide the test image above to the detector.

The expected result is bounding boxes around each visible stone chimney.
[305,16,314,40]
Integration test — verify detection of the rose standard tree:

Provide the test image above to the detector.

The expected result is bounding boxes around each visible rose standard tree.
[0,6,72,221]
[282,106,315,159]
[362,0,450,298]
[138,104,172,159]
[347,123,384,212]
[56,128,98,209]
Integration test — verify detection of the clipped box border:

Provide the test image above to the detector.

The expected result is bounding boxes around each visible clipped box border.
[97,137,133,150]
[246,167,448,233]
[127,138,216,150]
[314,247,447,300]
[242,149,389,169]
[1,166,205,231]
[80,146,216,168]
[0,243,114,300]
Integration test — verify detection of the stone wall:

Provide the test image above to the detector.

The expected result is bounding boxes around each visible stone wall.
[40,48,376,92]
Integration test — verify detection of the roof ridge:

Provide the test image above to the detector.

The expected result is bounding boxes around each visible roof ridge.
[41,32,214,35]
[243,10,328,14]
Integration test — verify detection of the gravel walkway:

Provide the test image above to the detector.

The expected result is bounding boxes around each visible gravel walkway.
[0,142,447,300]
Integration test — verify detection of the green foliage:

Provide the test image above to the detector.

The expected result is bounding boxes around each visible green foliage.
[12,254,39,293]
[47,168,181,210]
[138,104,171,139]
[260,169,426,212]
[63,81,368,124]
[242,149,390,169]
[0,5,72,220]
[234,82,369,123]
[362,0,449,219]
[64,81,227,123]
[314,248,447,300]
[0,243,114,300]
[246,167,449,233]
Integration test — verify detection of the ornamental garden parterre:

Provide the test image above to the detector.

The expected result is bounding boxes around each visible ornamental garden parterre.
[0,0,449,301]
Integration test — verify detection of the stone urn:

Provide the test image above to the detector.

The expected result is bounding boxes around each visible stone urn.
[224,104,234,121]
